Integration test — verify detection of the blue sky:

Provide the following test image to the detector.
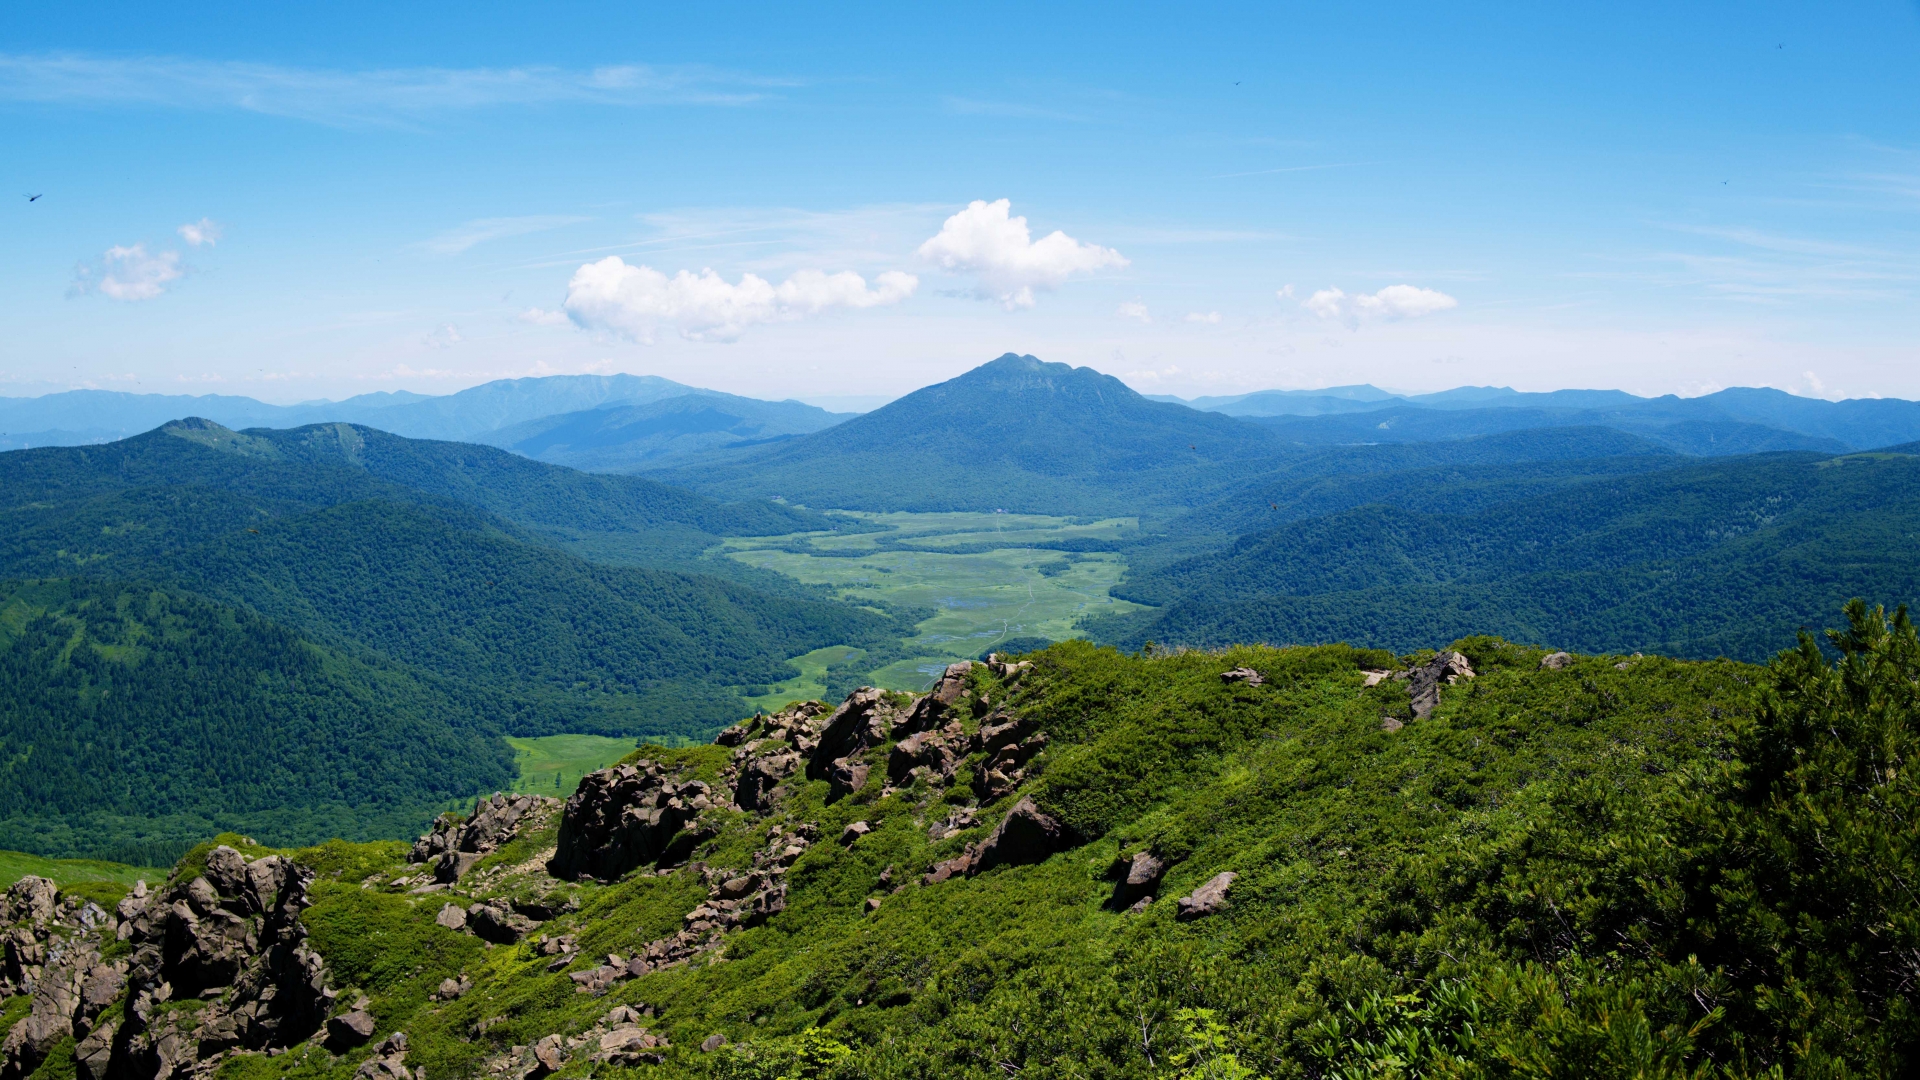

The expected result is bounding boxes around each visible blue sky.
[4,1,1918,406]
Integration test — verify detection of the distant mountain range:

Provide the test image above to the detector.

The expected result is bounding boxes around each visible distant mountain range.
[0,374,848,468]
[10,370,1919,479]
[1153,383,1920,451]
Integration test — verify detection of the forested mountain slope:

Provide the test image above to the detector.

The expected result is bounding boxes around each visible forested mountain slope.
[1096,448,1920,660]
[0,579,514,861]
[0,421,902,737]
[26,605,1913,1079]
[648,354,1298,515]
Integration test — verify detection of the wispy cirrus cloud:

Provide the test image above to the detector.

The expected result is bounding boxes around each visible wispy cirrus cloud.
[420,215,592,255]
[0,53,793,126]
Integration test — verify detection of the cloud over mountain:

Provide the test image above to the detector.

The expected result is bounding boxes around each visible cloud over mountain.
[918,199,1127,309]
[561,258,917,343]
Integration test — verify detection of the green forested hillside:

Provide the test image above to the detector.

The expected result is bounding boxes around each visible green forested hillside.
[0,578,514,861]
[183,603,1920,1078]
[1097,449,1920,660]
[0,421,904,737]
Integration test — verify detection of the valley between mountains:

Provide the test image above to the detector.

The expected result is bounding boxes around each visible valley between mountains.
[1,353,1917,1076]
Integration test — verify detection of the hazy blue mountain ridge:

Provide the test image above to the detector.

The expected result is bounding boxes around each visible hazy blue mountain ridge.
[477,392,853,471]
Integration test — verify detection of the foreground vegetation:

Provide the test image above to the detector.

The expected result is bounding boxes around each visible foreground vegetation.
[89,601,1913,1079]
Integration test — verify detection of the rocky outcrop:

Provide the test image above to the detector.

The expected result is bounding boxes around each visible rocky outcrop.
[1221,667,1264,686]
[547,761,714,881]
[1540,651,1573,670]
[1175,871,1237,921]
[1399,651,1476,721]
[924,797,1073,883]
[105,846,333,1080]
[887,723,965,786]
[409,793,561,883]
[1109,851,1167,910]
[899,662,978,735]
[719,702,831,812]
[971,715,1049,800]
[807,689,904,799]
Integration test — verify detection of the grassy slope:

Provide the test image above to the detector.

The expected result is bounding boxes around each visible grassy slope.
[209,629,1888,1079]
[505,735,642,797]
[0,849,158,890]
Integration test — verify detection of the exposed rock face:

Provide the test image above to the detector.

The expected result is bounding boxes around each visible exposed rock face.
[1399,651,1476,720]
[1176,871,1238,921]
[719,701,831,812]
[899,662,978,734]
[106,846,333,1080]
[547,761,713,881]
[1110,851,1168,909]
[923,797,1073,883]
[467,903,536,945]
[1221,667,1264,686]
[1540,651,1573,670]
[409,793,561,883]
[807,688,903,799]
[887,724,964,786]
[971,715,1049,800]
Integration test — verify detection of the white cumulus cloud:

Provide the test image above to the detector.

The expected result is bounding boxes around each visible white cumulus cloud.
[71,243,184,301]
[1117,301,1151,323]
[917,198,1127,309]
[1303,284,1457,326]
[516,307,571,326]
[177,218,223,246]
[562,259,917,343]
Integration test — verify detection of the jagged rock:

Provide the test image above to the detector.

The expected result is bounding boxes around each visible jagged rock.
[1,937,92,1078]
[864,897,882,913]
[1175,872,1238,921]
[435,904,467,932]
[435,976,472,1000]
[74,1021,114,1080]
[548,762,710,881]
[537,935,576,956]
[888,729,960,785]
[1110,851,1167,908]
[1362,669,1392,687]
[808,689,900,795]
[1221,667,1264,686]
[900,662,978,733]
[840,821,872,845]
[569,965,621,995]
[973,797,1072,872]
[93,847,330,1080]
[599,1024,666,1065]
[2,878,58,926]
[409,794,559,882]
[985,655,1032,682]
[358,1033,410,1080]
[532,1034,565,1075]
[467,903,534,945]
[1540,651,1573,670]
[970,718,1048,800]
[733,750,800,813]
[326,1010,377,1050]
[1127,896,1153,914]
[701,1034,729,1052]
[1398,651,1475,720]
[925,798,1072,882]
[713,874,759,901]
